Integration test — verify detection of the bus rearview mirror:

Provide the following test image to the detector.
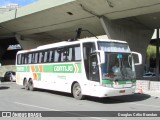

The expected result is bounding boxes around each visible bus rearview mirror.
[132,51,142,65]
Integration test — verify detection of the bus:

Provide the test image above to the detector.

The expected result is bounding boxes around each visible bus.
[16,38,142,100]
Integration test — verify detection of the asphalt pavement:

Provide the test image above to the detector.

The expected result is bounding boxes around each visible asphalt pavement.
[135,89,160,98]
[0,82,160,120]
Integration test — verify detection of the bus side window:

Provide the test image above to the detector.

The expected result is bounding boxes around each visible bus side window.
[66,45,81,62]
[31,53,35,64]
[74,46,81,61]
[21,54,25,64]
[68,47,72,61]
[44,51,48,63]
[28,53,32,64]
[39,52,44,63]
[47,51,50,62]
[60,48,66,62]
[54,49,60,62]
[24,54,28,64]
[34,53,38,64]
[50,50,54,62]
[17,54,22,65]
[63,47,69,62]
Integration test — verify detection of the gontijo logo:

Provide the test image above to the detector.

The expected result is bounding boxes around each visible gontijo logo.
[53,64,80,73]
[54,66,73,72]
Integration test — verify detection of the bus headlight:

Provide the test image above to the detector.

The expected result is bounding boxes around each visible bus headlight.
[102,84,112,88]
[132,82,136,87]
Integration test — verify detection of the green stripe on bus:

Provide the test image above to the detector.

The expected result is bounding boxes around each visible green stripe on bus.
[35,66,39,72]
[102,79,136,85]
[27,66,30,72]
[43,64,82,73]
[16,66,30,72]
[37,73,41,81]
[77,63,81,73]
[43,65,53,72]
[16,63,82,73]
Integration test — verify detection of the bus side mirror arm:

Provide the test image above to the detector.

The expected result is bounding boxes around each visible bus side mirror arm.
[132,51,142,65]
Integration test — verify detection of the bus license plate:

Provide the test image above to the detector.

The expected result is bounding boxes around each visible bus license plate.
[119,90,125,93]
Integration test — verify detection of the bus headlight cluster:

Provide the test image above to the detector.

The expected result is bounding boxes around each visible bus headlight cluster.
[132,82,136,87]
[102,84,112,88]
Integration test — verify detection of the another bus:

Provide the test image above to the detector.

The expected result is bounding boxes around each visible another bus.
[16,38,142,100]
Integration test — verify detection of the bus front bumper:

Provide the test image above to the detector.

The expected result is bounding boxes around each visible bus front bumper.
[94,86,136,98]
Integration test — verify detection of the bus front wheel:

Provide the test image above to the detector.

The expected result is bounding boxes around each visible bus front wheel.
[72,83,84,100]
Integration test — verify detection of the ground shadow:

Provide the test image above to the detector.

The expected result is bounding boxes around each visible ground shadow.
[20,87,151,104]
[0,86,10,90]
[84,93,151,104]
[35,88,73,98]
[21,88,73,98]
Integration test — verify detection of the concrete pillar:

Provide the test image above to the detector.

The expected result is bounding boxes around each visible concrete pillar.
[15,34,57,50]
[99,16,154,79]
[156,29,160,80]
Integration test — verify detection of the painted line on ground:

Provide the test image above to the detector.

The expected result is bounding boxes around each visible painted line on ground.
[129,102,160,108]
[14,102,109,120]
[14,101,60,111]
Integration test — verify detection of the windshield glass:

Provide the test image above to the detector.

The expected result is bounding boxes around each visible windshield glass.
[98,41,135,80]
[101,53,135,80]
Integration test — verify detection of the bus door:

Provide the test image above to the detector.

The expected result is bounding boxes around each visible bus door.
[88,53,100,94]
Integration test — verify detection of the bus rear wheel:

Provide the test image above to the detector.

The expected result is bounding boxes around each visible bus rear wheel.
[28,79,34,91]
[72,83,84,100]
[24,79,29,90]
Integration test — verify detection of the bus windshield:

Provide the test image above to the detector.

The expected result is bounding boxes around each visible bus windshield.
[98,41,135,80]
[101,53,135,80]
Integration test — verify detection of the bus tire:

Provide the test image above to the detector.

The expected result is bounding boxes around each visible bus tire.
[28,79,34,91]
[72,83,84,100]
[24,79,29,90]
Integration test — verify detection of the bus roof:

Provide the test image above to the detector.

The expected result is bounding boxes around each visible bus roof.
[80,38,127,43]
[17,38,128,54]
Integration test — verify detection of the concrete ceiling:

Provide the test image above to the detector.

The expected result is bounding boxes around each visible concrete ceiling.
[1,0,160,40]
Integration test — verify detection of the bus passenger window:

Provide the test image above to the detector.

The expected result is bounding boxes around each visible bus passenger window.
[44,51,48,63]
[50,50,54,62]
[75,46,81,61]
[21,54,25,64]
[31,53,35,64]
[68,48,72,61]
[24,54,28,64]
[63,48,69,62]
[39,52,44,63]
[47,51,50,62]
[34,53,38,63]
[54,50,59,62]
[17,54,22,65]
[28,53,32,64]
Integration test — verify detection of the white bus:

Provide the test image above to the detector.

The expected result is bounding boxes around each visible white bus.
[16,38,142,100]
